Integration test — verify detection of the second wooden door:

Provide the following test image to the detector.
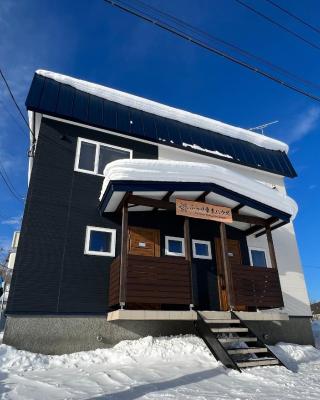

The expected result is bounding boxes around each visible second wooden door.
[215,238,242,311]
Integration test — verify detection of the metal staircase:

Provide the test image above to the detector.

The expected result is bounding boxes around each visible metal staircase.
[194,310,286,371]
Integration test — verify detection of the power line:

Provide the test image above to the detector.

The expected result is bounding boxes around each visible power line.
[104,0,320,103]
[0,167,24,202]
[264,0,320,35]
[0,157,24,202]
[235,0,320,51]
[131,0,320,92]
[0,68,35,143]
[0,98,29,137]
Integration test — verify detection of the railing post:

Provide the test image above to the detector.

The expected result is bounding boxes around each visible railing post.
[266,226,278,269]
[119,200,128,308]
[219,222,234,310]
[184,217,194,309]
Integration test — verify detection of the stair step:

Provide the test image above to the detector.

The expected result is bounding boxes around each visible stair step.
[228,347,268,355]
[237,358,279,368]
[204,319,240,324]
[210,327,248,333]
[219,336,257,344]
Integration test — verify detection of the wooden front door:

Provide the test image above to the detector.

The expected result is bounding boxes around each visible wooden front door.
[128,226,160,257]
[215,238,243,311]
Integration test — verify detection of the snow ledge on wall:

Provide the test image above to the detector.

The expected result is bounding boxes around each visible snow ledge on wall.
[36,70,289,153]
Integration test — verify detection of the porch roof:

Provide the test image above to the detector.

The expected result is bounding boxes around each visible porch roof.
[99,160,297,232]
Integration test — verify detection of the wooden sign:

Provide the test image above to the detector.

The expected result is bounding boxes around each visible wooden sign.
[176,198,233,223]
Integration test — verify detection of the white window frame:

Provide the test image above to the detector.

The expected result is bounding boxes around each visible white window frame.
[248,247,270,268]
[84,226,116,257]
[165,236,185,257]
[192,239,212,260]
[74,137,133,176]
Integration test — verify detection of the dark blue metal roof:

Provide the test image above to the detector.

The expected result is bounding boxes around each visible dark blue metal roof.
[26,73,297,178]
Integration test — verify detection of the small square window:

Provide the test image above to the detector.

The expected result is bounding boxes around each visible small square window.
[165,236,185,257]
[250,249,268,268]
[84,226,116,257]
[192,240,212,259]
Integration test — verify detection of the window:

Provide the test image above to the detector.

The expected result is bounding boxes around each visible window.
[75,138,132,175]
[84,226,116,256]
[165,236,185,257]
[249,248,269,268]
[192,240,212,259]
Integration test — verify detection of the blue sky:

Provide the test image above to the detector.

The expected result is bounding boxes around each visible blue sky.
[0,0,319,299]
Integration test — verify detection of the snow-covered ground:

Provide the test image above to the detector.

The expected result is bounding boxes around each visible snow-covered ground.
[0,322,319,400]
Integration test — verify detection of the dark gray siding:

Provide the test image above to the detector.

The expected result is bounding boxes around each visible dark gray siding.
[7,118,158,314]
[7,117,250,314]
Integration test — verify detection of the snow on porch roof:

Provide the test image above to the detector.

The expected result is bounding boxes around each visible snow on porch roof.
[26,70,297,178]
[99,160,297,223]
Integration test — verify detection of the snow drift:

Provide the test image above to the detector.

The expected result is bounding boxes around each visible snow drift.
[1,332,320,399]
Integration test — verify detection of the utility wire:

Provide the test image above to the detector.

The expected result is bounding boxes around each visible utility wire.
[235,0,320,51]
[0,98,29,137]
[104,0,320,103]
[0,168,23,202]
[0,70,27,201]
[0,157,24,202]
[131,0,320,91]
[264,0,320,35]
[0,69,35,142]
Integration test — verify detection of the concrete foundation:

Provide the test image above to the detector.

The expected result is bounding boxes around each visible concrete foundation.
[3,314,314,355]
[245,317,315,346]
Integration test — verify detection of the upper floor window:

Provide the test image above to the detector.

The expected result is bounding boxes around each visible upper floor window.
[75,137,132,176]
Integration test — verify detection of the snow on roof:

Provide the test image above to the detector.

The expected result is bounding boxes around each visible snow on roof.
[36,70,288,153]
[100,159,297,218]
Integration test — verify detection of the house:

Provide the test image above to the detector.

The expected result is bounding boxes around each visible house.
[311,302,320,319]
[4,70,314,361]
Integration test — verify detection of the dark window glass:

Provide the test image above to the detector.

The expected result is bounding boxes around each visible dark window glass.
[168,239,183,254]
[251,250,267,267]
[98,145,130,174]
[89,230,112,253]
[195,242,209,257]
[79,142,96,171]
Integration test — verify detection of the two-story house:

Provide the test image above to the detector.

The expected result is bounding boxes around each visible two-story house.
[4,70,314,362]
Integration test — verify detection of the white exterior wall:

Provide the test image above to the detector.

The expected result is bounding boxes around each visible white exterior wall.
[158,146,285,191]
[159,146,311,317]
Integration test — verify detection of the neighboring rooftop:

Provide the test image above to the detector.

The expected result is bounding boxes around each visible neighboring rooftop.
[26,70,297,177]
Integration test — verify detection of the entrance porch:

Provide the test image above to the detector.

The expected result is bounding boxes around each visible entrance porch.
[99,159,297,314]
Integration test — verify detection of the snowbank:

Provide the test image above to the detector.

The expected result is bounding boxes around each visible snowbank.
[1,334,320,399]
[313,320,320,348]
[36,70,289,153]
[100,159,298,218]
[0,335,213,373]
